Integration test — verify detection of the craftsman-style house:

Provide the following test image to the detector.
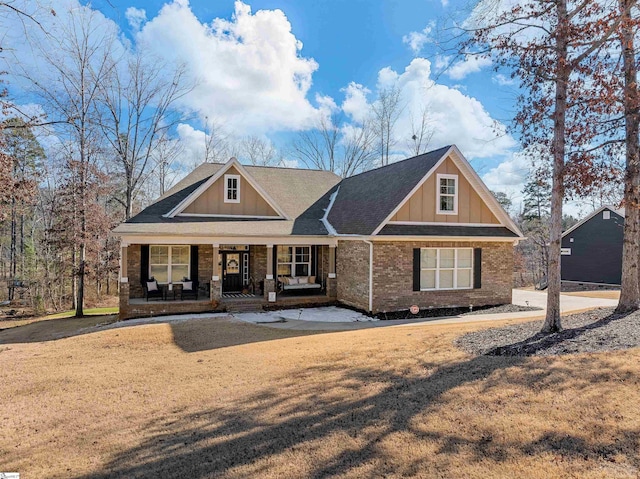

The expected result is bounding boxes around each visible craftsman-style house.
[113,145,523,319]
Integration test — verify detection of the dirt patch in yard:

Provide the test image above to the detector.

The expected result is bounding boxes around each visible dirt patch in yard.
[457,308,640,356]
[563,290,621,300]
[2,315,640,478]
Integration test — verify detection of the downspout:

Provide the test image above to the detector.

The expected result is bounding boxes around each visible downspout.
[363,239,373,313]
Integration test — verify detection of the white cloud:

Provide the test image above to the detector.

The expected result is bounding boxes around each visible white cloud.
[341,82,371,124]
[125,7,147,31]
[402,23,434,54]
[135,0,322,134]
[347,58,516,160]
[493,73,516,86]
[447,55,492,80]
[482,150,531,191]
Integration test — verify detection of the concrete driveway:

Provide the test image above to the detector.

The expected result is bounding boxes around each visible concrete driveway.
[512,288,619,312]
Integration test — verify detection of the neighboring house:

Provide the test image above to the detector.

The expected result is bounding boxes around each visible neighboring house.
[113,145,524,319]
[561,206,624,288]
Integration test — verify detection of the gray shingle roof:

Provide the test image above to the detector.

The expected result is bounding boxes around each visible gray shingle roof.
[113,146,520,239]
[114,163,341,236]
[326,146,451,235]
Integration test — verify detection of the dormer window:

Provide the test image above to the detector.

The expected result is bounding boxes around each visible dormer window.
[224,174,240,203]
[437,173,458,215]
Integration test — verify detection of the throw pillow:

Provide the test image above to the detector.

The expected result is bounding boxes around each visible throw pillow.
[183,281,193,291]
[309,276,316,284]
[288,277,299,285]
[298,276,309,284]
[147,281,158,292]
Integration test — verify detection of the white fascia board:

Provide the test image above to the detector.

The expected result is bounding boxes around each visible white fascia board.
[117,234,339,246]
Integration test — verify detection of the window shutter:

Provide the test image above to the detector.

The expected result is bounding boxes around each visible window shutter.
[413,248,421,291]
[311,245,317,276]
[140,245,149,284]
[473,248,482,289]
[272,245,278,278]
[190,245,199,282]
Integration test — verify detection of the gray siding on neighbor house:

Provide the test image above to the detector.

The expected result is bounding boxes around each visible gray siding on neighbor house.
[561,208,624,285]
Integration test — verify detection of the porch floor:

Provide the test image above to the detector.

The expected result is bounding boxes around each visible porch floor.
[129,298,211,305]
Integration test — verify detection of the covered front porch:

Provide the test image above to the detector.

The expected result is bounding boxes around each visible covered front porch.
[118,238,338,320]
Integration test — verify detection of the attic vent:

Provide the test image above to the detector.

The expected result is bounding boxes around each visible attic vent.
[603,211,610,220]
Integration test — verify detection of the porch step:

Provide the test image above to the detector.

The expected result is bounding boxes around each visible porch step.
[225,300,265,313]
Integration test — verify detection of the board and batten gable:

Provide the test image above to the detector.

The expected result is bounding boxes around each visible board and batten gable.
[181,165,280,217]
[561,207,624,285]
[390,156,500,224]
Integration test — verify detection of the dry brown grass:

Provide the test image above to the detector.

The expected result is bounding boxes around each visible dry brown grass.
[1,315,639,478]
[563,290,621,300]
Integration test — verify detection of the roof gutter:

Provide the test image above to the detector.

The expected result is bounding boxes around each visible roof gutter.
[363,239,373,313]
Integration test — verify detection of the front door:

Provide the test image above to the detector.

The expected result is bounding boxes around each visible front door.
[222,252,242,292]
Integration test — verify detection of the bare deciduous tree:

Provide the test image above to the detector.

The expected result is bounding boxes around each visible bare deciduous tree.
[290,114,376,178]
[25,7,117,317]
[407,104,434,156]
[240,135,278,166]
[371,86,403,166]
[99,50,191,219]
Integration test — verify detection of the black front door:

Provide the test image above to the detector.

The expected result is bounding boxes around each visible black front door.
[222,252,242,292]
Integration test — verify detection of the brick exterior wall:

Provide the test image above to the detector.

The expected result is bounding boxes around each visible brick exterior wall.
[250,245,267,290]
[370,240,513,313]
[198,245,213,287]
[127,244,142,298]
[336,240,370,311]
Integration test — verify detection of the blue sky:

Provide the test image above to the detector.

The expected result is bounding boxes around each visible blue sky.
[3,0,534,207]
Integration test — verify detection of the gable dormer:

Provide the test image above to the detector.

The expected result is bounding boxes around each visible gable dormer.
[389,155,500,224]
[166,158,288,219]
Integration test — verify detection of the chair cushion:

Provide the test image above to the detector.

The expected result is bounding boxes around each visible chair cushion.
[147,281,158,292]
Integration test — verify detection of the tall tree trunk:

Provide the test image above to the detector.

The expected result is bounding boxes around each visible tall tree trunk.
[9,196,16,300]
[542,0,569,333]
[616,0,640,313]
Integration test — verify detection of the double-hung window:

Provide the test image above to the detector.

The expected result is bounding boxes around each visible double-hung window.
[150,245,190,283]
[437,174,458,214]
[277,246,311,277]
[420,248,472,290]
[224,174,240,203]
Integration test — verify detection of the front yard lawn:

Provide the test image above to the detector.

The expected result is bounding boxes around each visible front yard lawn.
[1,314,639,478]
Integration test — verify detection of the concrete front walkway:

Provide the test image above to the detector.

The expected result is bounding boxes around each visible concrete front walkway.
[247,289,619,332]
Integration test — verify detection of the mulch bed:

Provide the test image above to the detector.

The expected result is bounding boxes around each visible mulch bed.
[456,307,640,357]
[376,303,540,320]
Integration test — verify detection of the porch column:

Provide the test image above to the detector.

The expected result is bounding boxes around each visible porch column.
[211,244,221,301]
[264,244,276,299]
[119,244,130,320]
[327,245,337,298]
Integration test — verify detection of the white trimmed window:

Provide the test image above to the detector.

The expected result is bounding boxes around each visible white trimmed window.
[437,174,458,215]
[150,245,190,283]
[224,174,240,203]
[277,246,311,277]
[420,248,472,290]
